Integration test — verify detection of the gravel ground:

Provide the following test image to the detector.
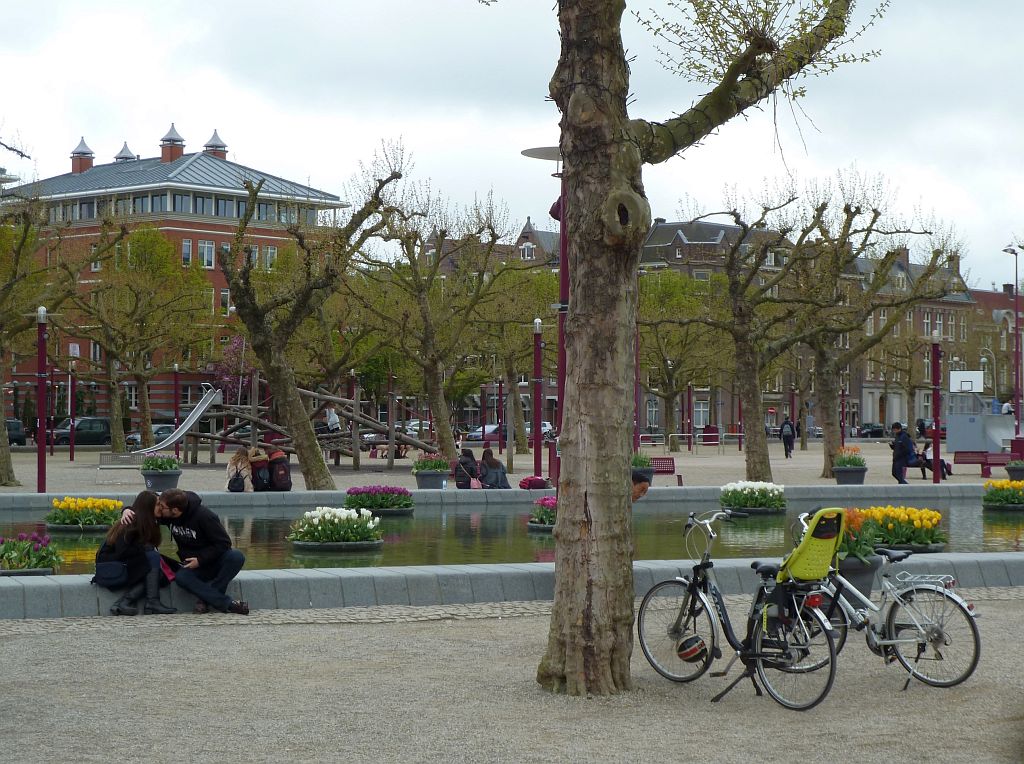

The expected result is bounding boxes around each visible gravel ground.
[0,590,1020,763]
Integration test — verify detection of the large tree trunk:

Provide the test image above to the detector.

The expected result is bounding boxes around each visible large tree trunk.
[136,373,153,447]
[423,359,456,460]
[259,343,335,490]
[504,354,529,454]
[814,347,842,478]
[0,351,20,486]
[537,0,649,696]
[105,357,126,452]
[733,340,773,482]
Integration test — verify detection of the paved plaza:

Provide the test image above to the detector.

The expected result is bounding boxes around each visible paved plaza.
[0,590,1019,763]
[0,439,992,494]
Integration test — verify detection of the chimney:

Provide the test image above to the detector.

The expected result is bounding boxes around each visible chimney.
[1004,284,1015,297]
[654,217,666,224]
[70,137,94,174]
[113,142,136,163]
[160,123,185,163]
[202,129,228,160]
[946,252,960,275]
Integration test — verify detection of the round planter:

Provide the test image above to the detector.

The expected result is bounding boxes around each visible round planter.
[350,506,414,518]
[0,568,55,576]
[721,505,785,516]
[45,523,111,533]
[632,466,655,485]
[290,540,385,552]
[1006,466,1024,481]
[413,470,448,490]
[983,503,1024,512]
[141,469,182,492]
[838,554,883,599]
[526,522,555,533]
[832,466,867,485]
[879,542,946,553]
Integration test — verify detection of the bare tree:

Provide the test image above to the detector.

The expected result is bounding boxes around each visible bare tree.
[538,0,883,696]
[222,153,403,490]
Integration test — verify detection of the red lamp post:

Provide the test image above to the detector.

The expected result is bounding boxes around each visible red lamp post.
[497,377,504,455]
[1004,245,1023,456]
[840,388,847,449]
[35,306,47,494]
[69,361,76,463]
[533,318,543,477]
[930,333,943,484]
[173,363,181,460]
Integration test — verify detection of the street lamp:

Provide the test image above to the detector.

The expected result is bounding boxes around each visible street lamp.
[522,145,566,482]
[533,318,543,477]
[1003,245,1021,439]
[35,306,47,494]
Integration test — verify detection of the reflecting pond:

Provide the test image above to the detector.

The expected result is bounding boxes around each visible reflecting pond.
[3,499,1021,575]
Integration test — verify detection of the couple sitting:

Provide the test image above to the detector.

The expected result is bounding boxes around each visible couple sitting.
[97,488,249,616]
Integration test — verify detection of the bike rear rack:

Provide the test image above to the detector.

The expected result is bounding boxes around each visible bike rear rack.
[893,570,956,588]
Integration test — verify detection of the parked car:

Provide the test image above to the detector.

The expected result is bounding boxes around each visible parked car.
[47,416,112,446]
[126,423,177,449]
[857,423,887,438]
[921,418,947,440]
[465,424,501,442]
[5,418,26,446]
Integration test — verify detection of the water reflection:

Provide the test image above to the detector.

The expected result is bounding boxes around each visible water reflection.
[2,502,1019,575]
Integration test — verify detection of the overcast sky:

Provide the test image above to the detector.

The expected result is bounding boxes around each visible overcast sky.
[2,1,1021,289]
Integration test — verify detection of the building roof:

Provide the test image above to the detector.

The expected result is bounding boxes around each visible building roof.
[71,137,93,157]
[5,150,341,205]
[114,142,135,162]
[161,123,185,144]
[203,130,227,150]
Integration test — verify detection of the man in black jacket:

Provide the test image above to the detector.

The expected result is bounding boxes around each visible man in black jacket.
[155,489,249,615]
[889,422,915,485]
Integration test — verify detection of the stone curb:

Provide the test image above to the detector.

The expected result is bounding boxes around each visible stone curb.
[0,552,1017,620]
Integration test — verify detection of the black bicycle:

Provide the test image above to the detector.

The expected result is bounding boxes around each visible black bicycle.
[637,509,838,711]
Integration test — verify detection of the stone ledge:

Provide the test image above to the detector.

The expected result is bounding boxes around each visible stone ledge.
[0,553,1016,620]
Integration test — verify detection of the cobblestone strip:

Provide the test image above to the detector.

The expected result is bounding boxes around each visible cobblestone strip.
[0,585,1014,636]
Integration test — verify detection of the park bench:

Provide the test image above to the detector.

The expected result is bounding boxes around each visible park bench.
[647,456,684,485]
[96,452,146,484]
[952,451,1010,478]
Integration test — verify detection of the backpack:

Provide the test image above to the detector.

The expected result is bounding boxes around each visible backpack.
[781,422,794,437]
[268,449,292,492]
[227,469,246,493]
[519,475,550,490]
[249,449,271,492]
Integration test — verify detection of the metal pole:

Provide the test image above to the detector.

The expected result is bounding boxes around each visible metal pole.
[932,336,942,484]
[497,377,504,455]
[173,363,181,460]
[686,383,693,452]
[35,307,47,493]
[1016,250,1021,438]
[533,319,543,477]
[634,324,641,452]
[840,388,847,449]
[69,363,76,462]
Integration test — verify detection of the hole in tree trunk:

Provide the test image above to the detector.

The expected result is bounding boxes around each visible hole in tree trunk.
[617,204,629,226]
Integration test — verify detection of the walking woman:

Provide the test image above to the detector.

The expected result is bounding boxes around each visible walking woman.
[478,448,511,488]
[96,490,176,615]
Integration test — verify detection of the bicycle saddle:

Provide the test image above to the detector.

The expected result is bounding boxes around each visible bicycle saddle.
[874,548,912,563]
[751,561,781,578]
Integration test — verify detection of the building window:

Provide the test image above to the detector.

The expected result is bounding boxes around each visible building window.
[303,207,317,226]
[935,312,943,338]
[1001,328,1008,351]
[264,245,277,268]
[865,314,874,336]
[182,239,192,267]
[278,204,296,224]
[694,400,709,429]
[123,383,138,410]
[132,195,149,214]
[220,289,231,316]
[675,247,682,259]
[90,244,101,272]
[198,240,215,269]
[948,313,955,340]
[173,193,191,213]
[247,245,259,268]
[895,272,907,289]
[151,192,167,213]
[960,315,967,341]
[646,398,659,430]
[194,196,212,215]
[693,270,710,281]
[256,202,273,221]
[519,242,536,261]
[237,199,247,219]
[179,385,194,406]
[80,200,96,219]
[116,197,131,216]
[90,341,102,363]
[923,311,931,336]
[215,197,233,217]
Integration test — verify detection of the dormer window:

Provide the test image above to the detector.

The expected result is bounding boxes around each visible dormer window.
[519,242,536,261]
[895,272,907,289]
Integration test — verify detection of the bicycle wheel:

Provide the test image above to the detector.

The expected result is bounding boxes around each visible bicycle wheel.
[753,607,837,710]
[885,587,980,687]
[815,591,850,655]
[638,579,717,683]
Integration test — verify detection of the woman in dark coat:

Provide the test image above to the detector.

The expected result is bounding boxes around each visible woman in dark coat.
[454,448,479,489]
[478,448,511,489]
[96,490,176,615]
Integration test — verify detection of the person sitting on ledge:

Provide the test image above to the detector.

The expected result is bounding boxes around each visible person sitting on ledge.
[123,488,249,615]
[631,470,651,502]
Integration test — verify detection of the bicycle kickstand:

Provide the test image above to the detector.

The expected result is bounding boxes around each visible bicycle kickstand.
[710,666,762,703]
